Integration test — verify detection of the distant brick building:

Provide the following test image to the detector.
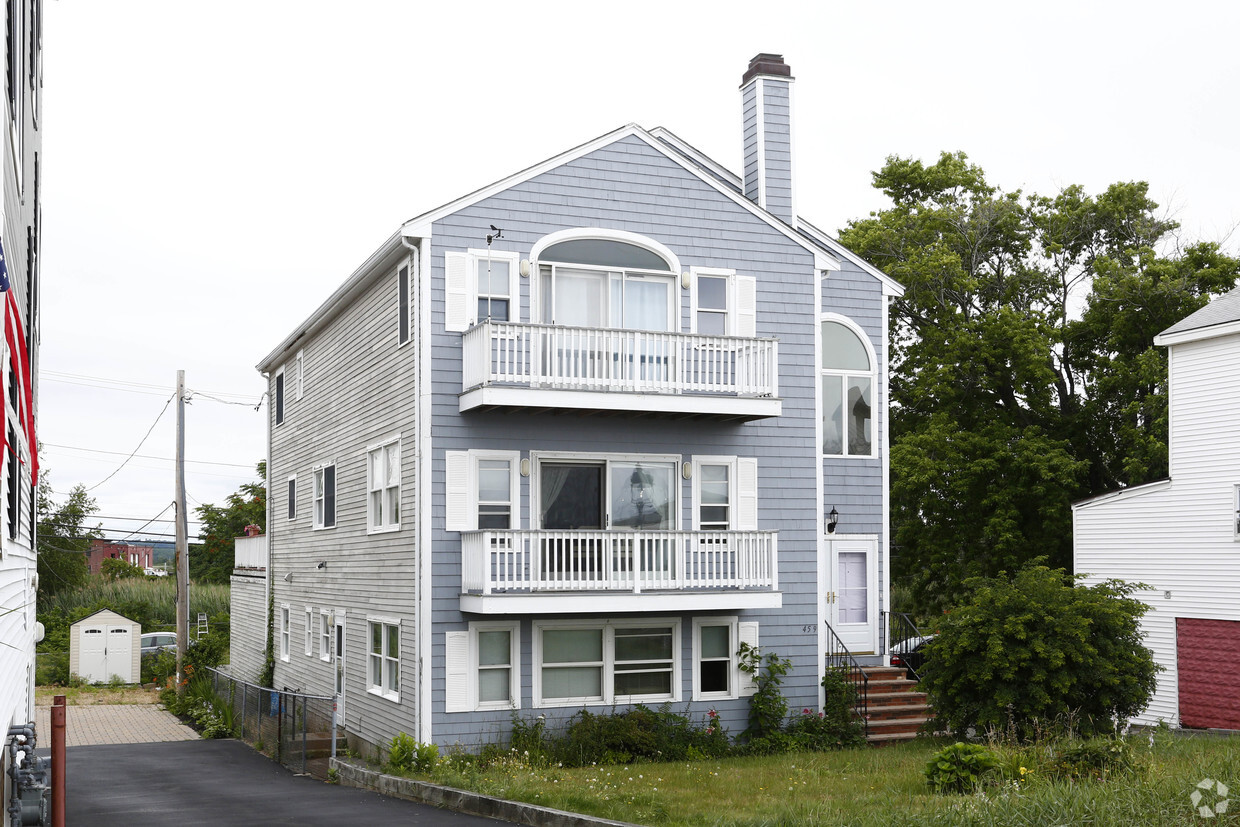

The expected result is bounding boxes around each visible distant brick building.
[86,540,154,575]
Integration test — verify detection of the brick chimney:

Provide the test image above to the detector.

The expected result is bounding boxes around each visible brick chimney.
[741,53,795,227]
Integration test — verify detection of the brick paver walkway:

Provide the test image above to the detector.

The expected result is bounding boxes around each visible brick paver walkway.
[34,704,199,746]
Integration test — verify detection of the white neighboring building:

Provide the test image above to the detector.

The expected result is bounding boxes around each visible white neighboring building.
[1074,286,1240,730]
[1,0,44,806]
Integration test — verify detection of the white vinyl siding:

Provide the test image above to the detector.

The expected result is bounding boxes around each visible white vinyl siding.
[367,618,400,702]
[366,437,401,533]
[533,619,680,708]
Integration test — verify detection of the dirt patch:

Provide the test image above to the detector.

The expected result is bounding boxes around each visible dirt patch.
[36,685,162,707]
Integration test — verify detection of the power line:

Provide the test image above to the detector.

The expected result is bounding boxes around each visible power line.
[42,442,258,470]
[41,370,260,401]
[83,392,176,492]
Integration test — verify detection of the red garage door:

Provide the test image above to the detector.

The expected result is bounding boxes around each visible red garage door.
[1177,618,1240,730]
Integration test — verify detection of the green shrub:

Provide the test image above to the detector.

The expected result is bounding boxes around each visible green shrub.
[388,732,438,773]
[1051,738,1140,781]
[922,563,1159,742]
[738,642,791,744]
[782,669,866,751]
[925,742,999,793]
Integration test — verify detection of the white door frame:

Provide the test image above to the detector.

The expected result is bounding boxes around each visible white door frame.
[333,610,347,723]
[820,534,878,654]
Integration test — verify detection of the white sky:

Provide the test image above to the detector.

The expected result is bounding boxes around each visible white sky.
[37,0,1240,540]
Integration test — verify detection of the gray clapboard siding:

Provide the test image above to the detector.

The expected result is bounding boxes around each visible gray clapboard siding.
[267,243,422,751]
[424,135,875,745]
[228,572,268,685]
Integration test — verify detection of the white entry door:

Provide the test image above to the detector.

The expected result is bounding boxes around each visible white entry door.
[79,626,108,681]
[333,611,347,722]
[823,536,878,654]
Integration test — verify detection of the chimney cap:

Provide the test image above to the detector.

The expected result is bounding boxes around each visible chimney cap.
[742,53,792,85]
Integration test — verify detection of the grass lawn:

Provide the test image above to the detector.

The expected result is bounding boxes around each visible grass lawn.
[414,733,1240,826]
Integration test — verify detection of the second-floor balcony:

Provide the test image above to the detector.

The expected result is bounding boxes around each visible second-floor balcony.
[460,322,781,419]
[459,528,780,613]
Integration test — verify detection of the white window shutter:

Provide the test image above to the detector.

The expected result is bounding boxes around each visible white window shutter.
[736,457,758,530]
[738,621,759,696]
[445,252,471,333]
[735,275,757,338]
[445,451,472,531]
[444,631,472,712]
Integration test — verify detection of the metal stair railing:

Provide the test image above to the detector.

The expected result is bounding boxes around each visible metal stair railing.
[823,621,869,738]
[882,610,927,681]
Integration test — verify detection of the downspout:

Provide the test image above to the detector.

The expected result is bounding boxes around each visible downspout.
[400,234,433,745]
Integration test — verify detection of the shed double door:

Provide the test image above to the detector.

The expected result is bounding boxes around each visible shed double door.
[80,624,133,682]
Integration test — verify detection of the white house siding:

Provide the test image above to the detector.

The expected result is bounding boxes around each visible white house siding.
[229,571,268,685]
[426,134,864,747]
[266,243,422,753]
[2,2,42,793]
[1074,331,1240,728]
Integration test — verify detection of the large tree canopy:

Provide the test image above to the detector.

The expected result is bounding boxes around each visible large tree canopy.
[839,152,1240,611]
[192,461,266,584]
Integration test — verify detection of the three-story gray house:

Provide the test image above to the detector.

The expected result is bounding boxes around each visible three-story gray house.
[254,54,901,754]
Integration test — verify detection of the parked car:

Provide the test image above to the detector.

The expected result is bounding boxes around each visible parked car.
[143,567,168,577]
[890,634,935,677]
[141,632,177,658]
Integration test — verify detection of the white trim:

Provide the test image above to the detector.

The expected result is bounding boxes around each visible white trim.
[366,435,402,534]
[689,267,736,335]
[880,291,891,653]
[462,590,782,614]
[530,227,682,277]
[820,313,878,459]
[1154,319,1240,347]
[468,248,520,327]
[1071,478,1172,512]
[417,235,434,743]
[279,604,290,662]
[312,462,337,530]
[304,606,313,657]
[692,616,740,701]
[366,617,401,703]
[691,455,736,530]
[273,365,286,426]
[319,609,332,662]
[532,618,681,708]
[460,386,781,419]
[471,621,521,711]
[447,449,521,533]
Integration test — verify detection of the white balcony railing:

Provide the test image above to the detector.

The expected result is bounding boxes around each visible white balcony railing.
[461,529,778,596]
[462,322,779,399]
[233,534,268,570]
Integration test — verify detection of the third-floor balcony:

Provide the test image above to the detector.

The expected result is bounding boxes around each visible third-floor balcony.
[460,321,781,419]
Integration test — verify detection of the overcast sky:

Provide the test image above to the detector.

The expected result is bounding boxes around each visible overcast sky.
[37,0,1240,541]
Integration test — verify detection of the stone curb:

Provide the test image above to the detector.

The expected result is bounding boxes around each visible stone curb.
[330,757,642,827]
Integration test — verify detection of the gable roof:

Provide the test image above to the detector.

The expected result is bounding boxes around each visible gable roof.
[260,123,903,370]
[1155,285,1240,346]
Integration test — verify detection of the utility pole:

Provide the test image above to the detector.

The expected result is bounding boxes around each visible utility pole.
[174,370,189,699]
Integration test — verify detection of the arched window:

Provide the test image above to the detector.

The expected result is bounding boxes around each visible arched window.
[821,318,875,457]
[533,230,679,332]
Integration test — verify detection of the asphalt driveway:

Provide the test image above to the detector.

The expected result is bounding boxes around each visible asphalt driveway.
[54,739,511,826]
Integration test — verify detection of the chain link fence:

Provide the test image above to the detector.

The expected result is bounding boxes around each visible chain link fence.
[202,666,339,779]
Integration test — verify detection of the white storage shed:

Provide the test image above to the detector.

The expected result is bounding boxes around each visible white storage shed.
[70,609,141,684]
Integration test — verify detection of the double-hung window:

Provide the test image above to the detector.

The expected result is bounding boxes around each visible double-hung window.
[287,476,297,521]
[690,268,757,337]
[692,456,758,532]
[692,618,759,700]
[319,611,332,662]
[821,318,876,457]
[367,618,400,701]
[304,607,313,657]
[445,450,519,531]
[444,622,521,712]
[279,605,290,661]
[313,464,336,529]
[444,249,519,332]
[367,438,400,532]
[534,620,679,707]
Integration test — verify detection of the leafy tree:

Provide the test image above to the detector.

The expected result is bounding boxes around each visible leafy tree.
[839,152,1240,609]
[919,563,1159,741]
[100,557,143,581]
[36,477,100,600]
[192,462,266,584]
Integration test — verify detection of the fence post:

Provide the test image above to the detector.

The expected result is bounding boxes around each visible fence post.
[300,696,308,775]
[331,696,338,762]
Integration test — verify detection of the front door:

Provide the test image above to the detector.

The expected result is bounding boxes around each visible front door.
[822,536,878,654]
[333,611,346,722]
